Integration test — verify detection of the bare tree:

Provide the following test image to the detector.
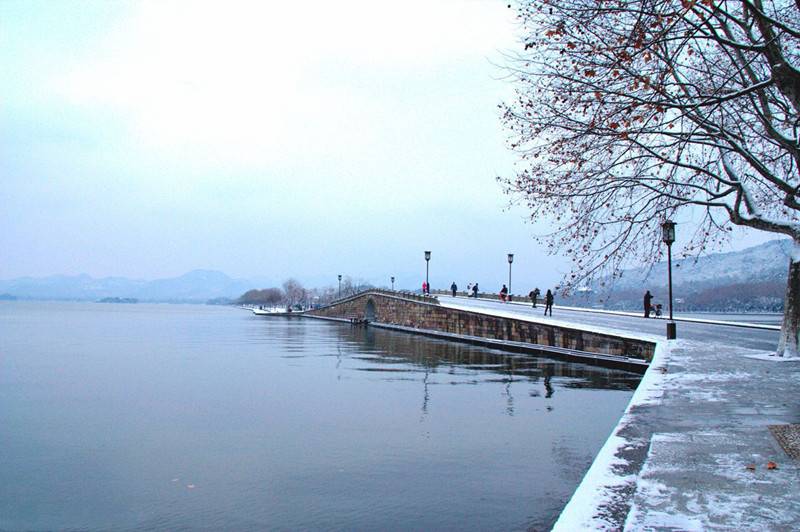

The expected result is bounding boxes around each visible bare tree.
[262,287,283,306]
[282,279,306,306]
[307,286,336,306]
[336,276,375,298]
[501,0,800,356]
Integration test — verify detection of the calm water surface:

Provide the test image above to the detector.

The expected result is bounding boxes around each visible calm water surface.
[0,302,640,531]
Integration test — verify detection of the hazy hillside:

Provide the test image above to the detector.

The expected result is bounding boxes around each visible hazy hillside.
[0,270,266,303]
[565,239,792,312]
[602,239,791,291]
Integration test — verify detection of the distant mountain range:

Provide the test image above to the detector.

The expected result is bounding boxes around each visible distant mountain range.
[0,269,268,303]
[600,238,790,290]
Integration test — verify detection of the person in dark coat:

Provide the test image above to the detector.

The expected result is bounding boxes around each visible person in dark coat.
[472,283,479,298]
[529,288,540,308]
[644,290,653,318]
[544,289,554,316]
[451,282,458,297]
[500,284,508,302]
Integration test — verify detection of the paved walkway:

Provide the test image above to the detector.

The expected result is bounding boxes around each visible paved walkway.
[557,339,800,530]
[437,297,800,529]
[438,295,779,351]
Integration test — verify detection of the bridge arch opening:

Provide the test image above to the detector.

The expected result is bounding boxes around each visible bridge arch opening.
[365,299,377,321]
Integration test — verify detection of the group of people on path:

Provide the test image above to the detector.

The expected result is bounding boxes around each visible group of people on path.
[431,282,664,321]
[432,280,555,316]
[479,282,555,316]
[442,283,661,320]
[455,282,479,298]
[437,281,481,298]
[526,287,552,316]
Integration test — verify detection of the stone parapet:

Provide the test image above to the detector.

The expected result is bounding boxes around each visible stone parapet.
[327,288,438,307]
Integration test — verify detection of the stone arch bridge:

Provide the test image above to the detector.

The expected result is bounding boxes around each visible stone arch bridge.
[304,290,654,372]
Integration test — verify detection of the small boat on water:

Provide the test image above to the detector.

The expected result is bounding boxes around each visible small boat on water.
[252,307,280,315]
[251,306,305,316]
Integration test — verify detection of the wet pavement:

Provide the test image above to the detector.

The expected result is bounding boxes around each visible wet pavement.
[436,296,800,530]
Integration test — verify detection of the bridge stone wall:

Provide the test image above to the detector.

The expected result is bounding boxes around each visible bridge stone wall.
[307,291,654,361]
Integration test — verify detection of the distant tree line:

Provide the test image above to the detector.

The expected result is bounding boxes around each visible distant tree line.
[237,288,284,306]
[685,281,784,313]
[563,281,784,313]
[235,277,375,308]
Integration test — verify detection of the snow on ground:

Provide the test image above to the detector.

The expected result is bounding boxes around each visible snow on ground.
[455,296,781,330]
[551,340,672,531]
[744,352,800,362]
[553,332,800,530]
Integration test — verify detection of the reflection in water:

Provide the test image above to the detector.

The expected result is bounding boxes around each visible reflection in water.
[0,304,642,532]
[330,324,640,426]
[505,380,514,416]
[421,368,430,421]
[336,343,343,379]
[544,369,554,399]
[336,324,639,392]
[504,366,515,417]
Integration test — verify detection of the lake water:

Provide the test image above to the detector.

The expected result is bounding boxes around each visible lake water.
[0,302,640,531]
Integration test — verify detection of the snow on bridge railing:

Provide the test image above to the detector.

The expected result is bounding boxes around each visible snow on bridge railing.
[324,288,439,308]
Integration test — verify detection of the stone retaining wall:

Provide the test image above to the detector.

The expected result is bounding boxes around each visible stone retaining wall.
[306,291,654,362]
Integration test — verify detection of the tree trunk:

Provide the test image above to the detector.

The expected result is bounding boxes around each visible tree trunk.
[777,240,800,357]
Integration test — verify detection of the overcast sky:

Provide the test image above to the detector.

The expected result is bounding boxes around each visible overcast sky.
[1,0,774,292]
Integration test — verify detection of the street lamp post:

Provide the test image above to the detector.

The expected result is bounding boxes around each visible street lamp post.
[507,253,514,302]
[661,220,677,339]
[391,276,395,291]
[338,274,342,299]
[424,251,431,294]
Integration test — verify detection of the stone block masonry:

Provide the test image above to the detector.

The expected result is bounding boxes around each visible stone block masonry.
[306,290,654,366]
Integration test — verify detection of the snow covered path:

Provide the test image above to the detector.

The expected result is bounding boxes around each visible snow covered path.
[438,295,779,352]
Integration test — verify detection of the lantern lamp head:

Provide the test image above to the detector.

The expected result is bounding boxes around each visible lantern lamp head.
[508,253,514,264]
[661,220,676,245]
[424,250,431,261]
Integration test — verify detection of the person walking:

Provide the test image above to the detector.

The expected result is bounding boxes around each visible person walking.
[544,289,554,316]
[472,283,479,298]
[500,284,508,302]
[451,281,458,297]
[529,287,540,308]
[422,281,428,295]
[644,290,653,318]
